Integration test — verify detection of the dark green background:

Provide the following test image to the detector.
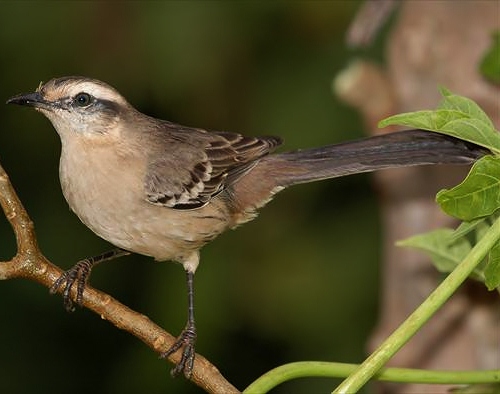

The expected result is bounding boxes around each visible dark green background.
[0,2,383,393]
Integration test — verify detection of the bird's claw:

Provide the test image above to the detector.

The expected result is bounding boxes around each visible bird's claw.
[160,324,197,378]
[49,259,93,312]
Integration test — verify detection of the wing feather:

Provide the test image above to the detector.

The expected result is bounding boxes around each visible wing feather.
[144,124,282,209]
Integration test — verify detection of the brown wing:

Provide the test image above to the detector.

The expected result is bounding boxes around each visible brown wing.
[144,123,282,209]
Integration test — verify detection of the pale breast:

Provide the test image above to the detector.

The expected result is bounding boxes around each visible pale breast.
[58,140,230,263]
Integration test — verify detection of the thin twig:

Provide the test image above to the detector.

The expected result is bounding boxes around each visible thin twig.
[0,161,239,394]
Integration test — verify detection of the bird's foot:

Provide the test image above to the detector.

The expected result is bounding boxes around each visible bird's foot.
[49,258,93,312]
[49,249,129,311]
[160,323,197,378]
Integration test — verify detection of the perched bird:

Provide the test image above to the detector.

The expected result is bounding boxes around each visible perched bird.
[6,77,487,377]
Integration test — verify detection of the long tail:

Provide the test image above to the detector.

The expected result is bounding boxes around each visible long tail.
[263,129,489,187]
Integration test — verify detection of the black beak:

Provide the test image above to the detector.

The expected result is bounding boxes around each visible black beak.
[6,91,52,110]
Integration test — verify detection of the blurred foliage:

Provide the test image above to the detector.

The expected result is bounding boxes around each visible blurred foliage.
[480,31,500,85]
[0,2,385,393]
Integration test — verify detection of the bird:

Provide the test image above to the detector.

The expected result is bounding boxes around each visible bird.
[6,76,488,378]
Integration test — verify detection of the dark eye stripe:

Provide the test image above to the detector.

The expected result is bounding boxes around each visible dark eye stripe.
[96,98,122,114]
[68,93,121,117]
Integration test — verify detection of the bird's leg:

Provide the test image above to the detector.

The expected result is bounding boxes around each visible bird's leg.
[161,270,197,378]
[49,248,130,312]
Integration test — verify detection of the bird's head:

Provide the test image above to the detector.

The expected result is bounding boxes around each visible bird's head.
[7,76,134,140]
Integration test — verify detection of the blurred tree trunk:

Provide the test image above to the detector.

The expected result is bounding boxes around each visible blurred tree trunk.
[339,1,500,393]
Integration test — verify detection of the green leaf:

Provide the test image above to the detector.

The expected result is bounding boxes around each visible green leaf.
[397,229,471,273]
[378,89,500,154]
[438,87,495,129]
[451,218,487,241]
[479,30,500,84]
[380,111,500,153]
[485,241,500,290]
[436,156,500,221]
[386,90,500,289]
[397,227,492,283]
[439,118,500,154]
[378,109,465,131]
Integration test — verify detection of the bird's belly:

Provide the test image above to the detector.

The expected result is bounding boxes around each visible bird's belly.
[80,200,228,262]
[59,150,229,263]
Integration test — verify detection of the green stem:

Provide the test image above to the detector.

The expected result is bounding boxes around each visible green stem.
[334,216,500,394]
[243,362,500,393]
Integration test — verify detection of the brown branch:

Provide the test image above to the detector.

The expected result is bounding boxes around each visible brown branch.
[0,161,239,394]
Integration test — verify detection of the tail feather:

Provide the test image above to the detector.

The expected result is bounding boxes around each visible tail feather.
[264,129,489,187]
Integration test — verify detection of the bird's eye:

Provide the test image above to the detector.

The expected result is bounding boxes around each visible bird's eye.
[74,92,93,107]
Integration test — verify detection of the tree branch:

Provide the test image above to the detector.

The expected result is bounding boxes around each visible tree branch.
[0,161,239,394]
